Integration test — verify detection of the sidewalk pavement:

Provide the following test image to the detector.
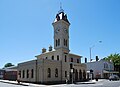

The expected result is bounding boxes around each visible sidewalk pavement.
[0,80,46,87]
[75,79,105,84]
[0,79,106,86]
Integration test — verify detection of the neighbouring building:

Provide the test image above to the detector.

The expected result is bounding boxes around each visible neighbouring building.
[0,69,5,79]
[85,57,119,79]
[17,8,86,84]
[0,66,17,81]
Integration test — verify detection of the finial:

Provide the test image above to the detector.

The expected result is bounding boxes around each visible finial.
[58,2,64,13]
[60,2,62,10]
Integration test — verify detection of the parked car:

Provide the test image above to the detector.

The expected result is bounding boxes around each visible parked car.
[109,75,120,81]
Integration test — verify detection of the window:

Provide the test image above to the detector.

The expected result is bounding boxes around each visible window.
[71,58,73,62]
[77,59,79,63]
[83,70,86,79]
[56,40,58,47]
[65,71,67,77]
[64,39,66,46]
[31,69,34,78]
[64,39,68,46]
[65,55,67,62]
[22,70,25,78]
[0,72,3,75]
[104,63,108,69]
[57,55,59,61]
[66,40,67,46]
[27,69,29,78]
[19,71,21,78]
[52,56,54,60]
[79,70,82,80]
[58,39,60,46]
[48,68,51,78]
[55,68,58,77]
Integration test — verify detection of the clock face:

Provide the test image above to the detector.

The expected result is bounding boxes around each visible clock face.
[64,28,68,33]
[55,28,60,34]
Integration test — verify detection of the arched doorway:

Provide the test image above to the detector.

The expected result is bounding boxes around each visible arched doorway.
[83,70,86,80]
[79,69,82,81]
[75,69,78,81]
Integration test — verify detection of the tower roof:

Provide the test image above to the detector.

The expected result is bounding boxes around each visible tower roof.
[53,6,70,24]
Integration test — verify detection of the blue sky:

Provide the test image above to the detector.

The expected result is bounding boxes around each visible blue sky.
[0,0,120,68]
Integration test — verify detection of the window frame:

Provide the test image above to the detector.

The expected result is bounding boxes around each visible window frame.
[31,69,34,78]
[65,55,67,62]
[57,55,59,61]
[55,68,58,77]
[77,59,79,63]
[65,71,67,77]
[27,69,29,78]
[52,55,54,60]
[71,58,73,62]
[48,68,51,78]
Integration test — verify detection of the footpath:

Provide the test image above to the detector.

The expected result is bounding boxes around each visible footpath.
[0,80,45,87]
[0,79,106,86]
[75,79,105,84]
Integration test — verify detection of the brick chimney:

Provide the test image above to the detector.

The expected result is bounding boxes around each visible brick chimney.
[85,58,87,63]
[96,56,99,61]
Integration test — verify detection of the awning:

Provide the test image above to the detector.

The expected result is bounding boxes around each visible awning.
[103,70,119,74]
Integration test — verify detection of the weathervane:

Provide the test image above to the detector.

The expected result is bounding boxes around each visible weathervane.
[60,2,62,10]
[58,2,64,13]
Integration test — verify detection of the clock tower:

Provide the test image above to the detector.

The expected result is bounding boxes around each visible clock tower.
[52,8,70,52]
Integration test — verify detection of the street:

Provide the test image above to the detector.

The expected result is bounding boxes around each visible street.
[0,79,120,87]
[74,80,120,87]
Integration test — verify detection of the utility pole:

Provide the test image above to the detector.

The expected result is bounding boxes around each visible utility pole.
[89,41,102,62]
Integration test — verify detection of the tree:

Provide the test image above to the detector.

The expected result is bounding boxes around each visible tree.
[104,53,120,66]
[4,63,14,68]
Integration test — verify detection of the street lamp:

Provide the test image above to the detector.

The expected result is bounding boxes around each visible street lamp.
[90,41,102,62]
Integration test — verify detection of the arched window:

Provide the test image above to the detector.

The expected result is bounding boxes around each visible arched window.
[65,71,67,77]
[65,55,67,62]
[48,68,51,78]
[83,70,86,80]
[66,40,67,46]
[57,55,59,61]
[71,58,73,62]
[75,69,78,81]
[79,70,82,80]
[64,39,68,46]
[77,59,79,63]
[64,39,66,46]
[58,39,60,46]
[56,40,58,47]
[22,70,25,78]
[55,68,58,77]
[31,69,34,78]
[27,69,29,78]
[19,71,21,78]
[52,55,54,60]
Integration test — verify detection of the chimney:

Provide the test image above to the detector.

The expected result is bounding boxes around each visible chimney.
[85,58,87,63]
[96,56,99,61]
[42,48,46,53]
[49,45,52,51]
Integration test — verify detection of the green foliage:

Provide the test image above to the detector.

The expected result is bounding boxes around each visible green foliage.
[104,53,120,65]
[4,63,14,68]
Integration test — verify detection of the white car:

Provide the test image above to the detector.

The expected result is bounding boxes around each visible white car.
[109,75,120,81]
